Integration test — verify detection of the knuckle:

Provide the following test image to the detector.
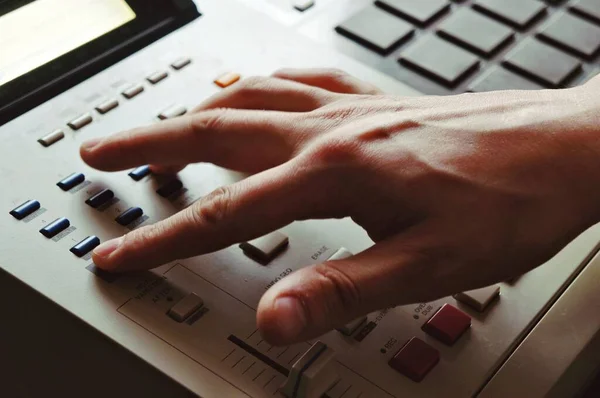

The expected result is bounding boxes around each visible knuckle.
[316,104,362,122]
[192,186,232,227]
[312,262,362,309]
[272,68,293,78]
[310,136,363,165]
[321,68,349,82]
[192,109,229,133]
[235,76,271,95]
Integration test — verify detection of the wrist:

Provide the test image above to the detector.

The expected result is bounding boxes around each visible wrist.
[559,84,600,225]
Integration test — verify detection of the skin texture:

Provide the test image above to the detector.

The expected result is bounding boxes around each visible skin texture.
[80,68,600,346]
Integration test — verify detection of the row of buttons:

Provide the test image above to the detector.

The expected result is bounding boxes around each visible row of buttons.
[9,199,101,257]
[388,303,471,382]
[320,248,503,383]
[38,66,243,149]
[37,57,193,148]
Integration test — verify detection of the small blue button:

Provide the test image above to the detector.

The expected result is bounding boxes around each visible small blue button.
[40,217,70,238]
[70,236,100,257]
[10,200,40,220]
[86,189,114,209]
[129,165,151,181]
[156,179,183,198]
[116,207,143,226]
[57,173,85,191]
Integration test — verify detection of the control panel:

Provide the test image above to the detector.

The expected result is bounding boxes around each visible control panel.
[1,1,599,397]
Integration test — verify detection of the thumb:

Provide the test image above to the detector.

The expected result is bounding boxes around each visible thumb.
[256,233,442,346]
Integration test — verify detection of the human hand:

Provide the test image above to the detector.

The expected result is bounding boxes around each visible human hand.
[80,69,600,345]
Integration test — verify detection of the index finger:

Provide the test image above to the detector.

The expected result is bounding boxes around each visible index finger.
[80,109,307,173]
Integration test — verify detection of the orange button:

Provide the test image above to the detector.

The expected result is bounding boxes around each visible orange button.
[214,72,241,88]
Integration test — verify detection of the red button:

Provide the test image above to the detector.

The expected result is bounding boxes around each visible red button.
[422,303,471,345]
[388,337,440,382]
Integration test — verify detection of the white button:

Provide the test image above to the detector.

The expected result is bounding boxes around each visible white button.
[168,293,204,322]
[293,0,315,12]
[171,57,192,70]
[158,105,187,120]
[95,98,119,114]
[38,129,65,147]
[327,247,353,261]
[67,113,92,130]
[239,231,289,264]
[336,316,367,336]
[147,71,168,84]
[122,84,144,99]
[281,341,339,398]
[454,285,500,312]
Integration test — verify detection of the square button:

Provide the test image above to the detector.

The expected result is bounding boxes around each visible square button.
[437,8,514,56]
[422,303,471,345]
[503,38,582,88]
[375,0,450,26]
[468,66,544,92]
[399,34,480,87]
[473,0,546,29]
[571,0,600,24]
[454,285,500,312]
[336,5,415,55]
[538,12,600,59]
[388,337,439,382]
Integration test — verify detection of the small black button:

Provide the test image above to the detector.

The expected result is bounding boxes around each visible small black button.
[86,189,115,209]
[115,207,143,226]
[156,179,183,198]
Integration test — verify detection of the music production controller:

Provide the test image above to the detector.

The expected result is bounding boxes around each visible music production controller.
[2,0,600,397]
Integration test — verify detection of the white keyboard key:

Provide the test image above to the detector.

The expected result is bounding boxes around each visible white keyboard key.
[239,231,289,264]
[158,105,187,120]
[327,247,353,261]
[38,129,65,147]
[454,285,500,312]
[95,98,119,114]
[293,0,315,12]
[68,113,92,130]
[122,83,144,99]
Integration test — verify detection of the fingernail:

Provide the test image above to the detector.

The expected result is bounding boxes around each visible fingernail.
[93,237,122,259]
[274,296,307,340]
[81,138,102,152]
